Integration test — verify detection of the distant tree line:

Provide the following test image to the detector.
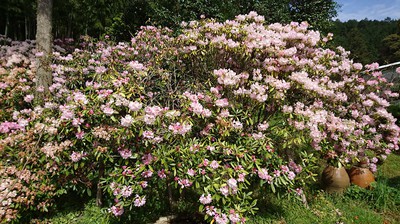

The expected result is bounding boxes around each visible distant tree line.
[1,0,400,65]
[331,18,400,65]
[1,0,338,40]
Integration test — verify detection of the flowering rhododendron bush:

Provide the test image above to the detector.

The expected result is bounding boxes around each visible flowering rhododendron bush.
[1,12,399,223]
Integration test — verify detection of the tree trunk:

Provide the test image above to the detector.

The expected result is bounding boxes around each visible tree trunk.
[25,16,28,40]
[36,0,53,98]
[96,162,105,207]
[5,13,9,37]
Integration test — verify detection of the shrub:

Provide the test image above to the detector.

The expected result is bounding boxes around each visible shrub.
[0,12,399,223]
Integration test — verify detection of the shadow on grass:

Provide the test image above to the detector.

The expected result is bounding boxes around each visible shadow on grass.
[387,176,400,188]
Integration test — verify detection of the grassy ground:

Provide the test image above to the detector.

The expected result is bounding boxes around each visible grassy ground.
[37,154,400,224]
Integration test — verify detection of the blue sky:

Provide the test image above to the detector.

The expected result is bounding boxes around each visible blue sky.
[335,0,400,21]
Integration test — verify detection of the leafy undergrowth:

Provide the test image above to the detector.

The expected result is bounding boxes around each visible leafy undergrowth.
[36,154,400,223]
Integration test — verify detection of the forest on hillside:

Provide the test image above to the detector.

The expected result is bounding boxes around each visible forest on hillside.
[1,0,399,65]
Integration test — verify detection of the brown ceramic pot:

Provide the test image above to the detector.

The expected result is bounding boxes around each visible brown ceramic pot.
[348,164,375,188]
[321,165,350,194]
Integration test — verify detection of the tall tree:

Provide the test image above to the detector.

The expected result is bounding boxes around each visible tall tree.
[36,0,53,97]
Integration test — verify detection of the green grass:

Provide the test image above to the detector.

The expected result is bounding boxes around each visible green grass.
[37,154,400,224]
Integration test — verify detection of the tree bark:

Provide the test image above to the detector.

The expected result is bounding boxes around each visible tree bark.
[36,0,53,98]
[96,162,105,207]
[5,12,9,37]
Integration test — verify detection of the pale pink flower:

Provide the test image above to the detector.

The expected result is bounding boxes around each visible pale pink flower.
[119,148,132,159]
[178,178,192,188]
[199,194,212,204]
[288,171,296,180]
[121,115,133,127]
[258,122,269,131]
[215,98,229,107]
[229,212,240,223]
[110,206,124,216]
[121,186,132,198]
[215,213,229,224]
[128,61,145,71]
[142,170,153,178]
[143,130,154,139]
[158,170,166,179]
[232,120,243,129]
[73,92,88,104]
[134,195,146,207]
[143,114,156,124]
[76,131,85,139]
[24,94,34,103]
[101,105,114,116]
[220,185,229,196]
[140,181,148,188]
[70,151,82,162]
[210,160,219,169]
[168,122,192,135]
[187,169,196,176]
[227,178,237,189]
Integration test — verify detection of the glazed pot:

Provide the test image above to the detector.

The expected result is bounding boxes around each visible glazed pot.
[348,164,375,188]
[321,165,350,194]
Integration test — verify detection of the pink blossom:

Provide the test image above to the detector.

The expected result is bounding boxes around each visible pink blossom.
[101,105,115,116]
[229,212,241,223]
[199,194,212,204]
[227,178,237,189]
[158,170,167,179]
[232,120,243,129]
[72,118,84,127]
[219,109,230,117]
[142,170,153,178]
[206,206,216,216]
[143,114,156,124]
[95,66,107,74]
[73,92,88,104]
[210,160,219,169]
[121,186,132,198]
[0,121,23,133]
[238,173,246,182]
[121,115,133,127]
[178,178,192,188]
[143,130,154,139]
[220,185,229,196]
[134,195,146,207]
[215,98,229,107]
[258,168,269,179]
[128,101,142,111]
[258,122,269,131]
[252,132,265,140]
[145,106,163,116]
[110,206,124,216]
[215,213,229,224]
[287,171,296,180]
[128,61,145,71]
[75,131,85,139]
[140,181,148,188]
[24,94,34,103]
[70,151,83,162]
[141,153,154,165]
[168,122,192,135]
[187,169,196,176]
[118,148,132,159]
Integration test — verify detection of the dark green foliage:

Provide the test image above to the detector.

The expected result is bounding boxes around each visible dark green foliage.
[0,0,339,40]
[331,19,399,64]
[382,33,400,63]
